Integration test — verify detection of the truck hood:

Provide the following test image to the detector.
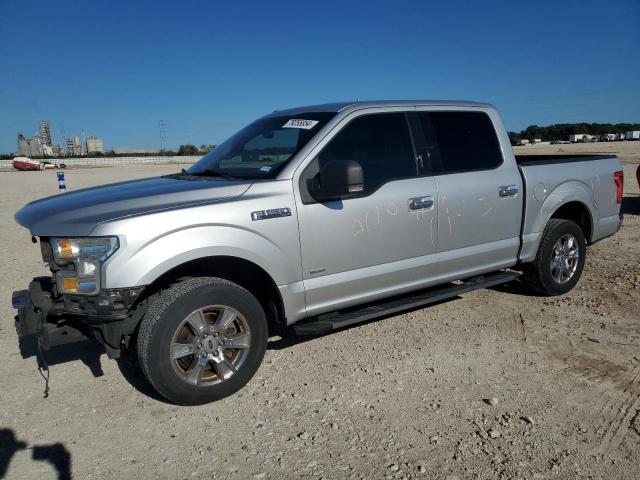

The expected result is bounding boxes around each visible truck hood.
[15,176,252,236]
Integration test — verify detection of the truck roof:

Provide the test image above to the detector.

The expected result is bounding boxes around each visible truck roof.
[266,100,494,117]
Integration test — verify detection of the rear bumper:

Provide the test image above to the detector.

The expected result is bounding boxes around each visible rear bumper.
[12,277,145,358]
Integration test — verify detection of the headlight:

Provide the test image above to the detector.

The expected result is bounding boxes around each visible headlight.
[50,237,119,295]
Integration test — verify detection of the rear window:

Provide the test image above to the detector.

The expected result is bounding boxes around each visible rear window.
[418,111,502,174]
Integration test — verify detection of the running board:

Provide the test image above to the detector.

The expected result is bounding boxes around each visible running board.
[293,271,518,336]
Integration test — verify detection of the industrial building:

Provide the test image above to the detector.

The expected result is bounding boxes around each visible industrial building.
[17,134,30,156]
[16,120,104,157]
[16,120,61,157]
[85,136,104,154]
[39,121,52,147]
[17,133,43,157]
[66,136,85,156]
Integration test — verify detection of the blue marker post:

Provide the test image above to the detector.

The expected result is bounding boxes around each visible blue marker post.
[57,171,66,193]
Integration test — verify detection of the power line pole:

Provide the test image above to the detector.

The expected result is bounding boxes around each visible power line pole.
[159,120,167,152]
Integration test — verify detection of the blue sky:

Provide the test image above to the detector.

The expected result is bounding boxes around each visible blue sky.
[0,0,638,153]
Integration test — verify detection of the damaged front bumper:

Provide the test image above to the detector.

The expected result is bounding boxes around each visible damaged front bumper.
[12,277,145,359]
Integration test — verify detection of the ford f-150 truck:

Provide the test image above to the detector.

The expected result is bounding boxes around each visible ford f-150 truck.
[12,101,624,405]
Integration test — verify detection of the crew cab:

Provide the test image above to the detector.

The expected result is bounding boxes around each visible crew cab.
[12,101,624,405]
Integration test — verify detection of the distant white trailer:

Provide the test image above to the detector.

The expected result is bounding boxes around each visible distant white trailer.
[519,139,530,145]
[533,138,542,144]
[625,131,640,141]
[569,134,588,143]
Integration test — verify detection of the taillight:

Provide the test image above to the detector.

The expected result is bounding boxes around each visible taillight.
[613,171,624,204]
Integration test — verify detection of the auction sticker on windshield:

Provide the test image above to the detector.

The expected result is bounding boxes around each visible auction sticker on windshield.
[282,119,319,129]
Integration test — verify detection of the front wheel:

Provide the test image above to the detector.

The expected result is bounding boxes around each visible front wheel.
[521,219,587,296]
[137,277,268,405]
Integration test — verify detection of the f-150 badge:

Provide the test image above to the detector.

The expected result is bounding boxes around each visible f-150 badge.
[251,207,292,221]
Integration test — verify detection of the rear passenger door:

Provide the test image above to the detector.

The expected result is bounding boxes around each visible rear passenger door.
[417,109,523,278]
[295,111,439,316]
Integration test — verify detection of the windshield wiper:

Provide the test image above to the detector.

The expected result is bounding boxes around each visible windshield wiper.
[183,168,236,180]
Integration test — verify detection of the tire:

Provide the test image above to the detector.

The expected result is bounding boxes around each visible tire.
[137,277,267,405]
[521,219,587,296]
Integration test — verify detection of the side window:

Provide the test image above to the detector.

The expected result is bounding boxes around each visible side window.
[317,112,417,193]
[419,111,503,174]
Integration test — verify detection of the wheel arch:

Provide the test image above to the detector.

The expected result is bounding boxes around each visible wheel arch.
[138,255,286,336]
[549,200,593,243]
[537,180,596,243]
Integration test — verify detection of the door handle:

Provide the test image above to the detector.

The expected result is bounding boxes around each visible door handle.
[498,185,518,197]
[408,196,434,210]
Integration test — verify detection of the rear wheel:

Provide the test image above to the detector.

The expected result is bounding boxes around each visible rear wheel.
[137,277,267,405]
[522,219,586,296]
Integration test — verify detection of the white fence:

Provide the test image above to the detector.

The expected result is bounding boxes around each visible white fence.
[0,155,202,169]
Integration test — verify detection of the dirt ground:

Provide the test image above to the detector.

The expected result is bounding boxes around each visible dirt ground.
[1,143,639,480]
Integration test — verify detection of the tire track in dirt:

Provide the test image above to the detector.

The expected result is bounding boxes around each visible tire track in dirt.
[597,362,640,454]
[494,312,528,367]
[545,345,638,455]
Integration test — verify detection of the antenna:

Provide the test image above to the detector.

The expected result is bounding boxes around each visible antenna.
[159,120,167,151]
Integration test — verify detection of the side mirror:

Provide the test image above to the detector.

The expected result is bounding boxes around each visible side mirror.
[308,159,364,201]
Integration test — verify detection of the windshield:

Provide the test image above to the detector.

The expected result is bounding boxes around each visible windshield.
[188,112,336,179]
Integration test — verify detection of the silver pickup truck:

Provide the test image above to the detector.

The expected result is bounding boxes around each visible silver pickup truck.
[12,101,624,405]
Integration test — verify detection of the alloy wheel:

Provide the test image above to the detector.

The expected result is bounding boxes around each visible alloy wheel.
[549,234,580,284]
[170,305,251,387]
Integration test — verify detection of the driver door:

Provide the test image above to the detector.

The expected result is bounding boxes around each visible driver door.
[295,111,439,317]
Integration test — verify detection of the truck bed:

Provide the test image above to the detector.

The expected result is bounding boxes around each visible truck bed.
[515,154,616,166]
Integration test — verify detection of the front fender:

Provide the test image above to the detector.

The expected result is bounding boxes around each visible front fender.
[101,225,299,288]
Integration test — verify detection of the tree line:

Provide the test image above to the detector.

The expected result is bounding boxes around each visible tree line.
[508,123,640,144]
